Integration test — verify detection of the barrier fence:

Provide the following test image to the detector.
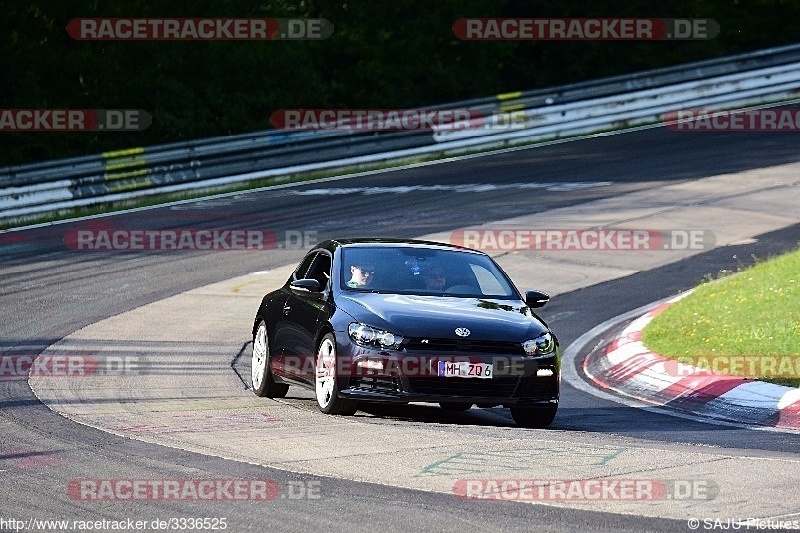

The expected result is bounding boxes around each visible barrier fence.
[3,43,800,221]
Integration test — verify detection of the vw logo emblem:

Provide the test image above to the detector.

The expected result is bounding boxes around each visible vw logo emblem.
[455,328,471,337]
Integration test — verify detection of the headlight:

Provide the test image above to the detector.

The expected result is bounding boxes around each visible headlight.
[348,323,404,350]
[523,332,556,356]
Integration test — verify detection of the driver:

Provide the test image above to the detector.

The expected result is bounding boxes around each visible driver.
[347,262,376,288]
[422,265,447,291]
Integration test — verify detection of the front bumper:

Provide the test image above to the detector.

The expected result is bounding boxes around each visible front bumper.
[335,345,560,407]
[338,388,558,407]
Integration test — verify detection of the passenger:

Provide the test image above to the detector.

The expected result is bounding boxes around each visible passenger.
[347,262,376,288]
[422,265,447,291]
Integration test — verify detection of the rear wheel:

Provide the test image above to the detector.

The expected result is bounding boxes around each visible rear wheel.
[439,402,472,411]
[251,320,289,398]
[315,333,358,415]
[510,405,557,428]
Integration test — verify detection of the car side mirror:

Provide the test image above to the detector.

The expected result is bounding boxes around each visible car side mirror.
[290,278,322,293]
[525,290,550,308]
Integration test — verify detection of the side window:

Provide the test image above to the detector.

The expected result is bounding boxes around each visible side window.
[293,252,318,281]
[305,253,332,289]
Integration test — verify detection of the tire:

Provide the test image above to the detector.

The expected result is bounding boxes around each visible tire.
[315,333,358,415]
[439,402,472,411]
[510,405,557,428]
[251,320,289,398]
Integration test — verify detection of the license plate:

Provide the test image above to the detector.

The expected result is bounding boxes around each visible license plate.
[437,361,493,379]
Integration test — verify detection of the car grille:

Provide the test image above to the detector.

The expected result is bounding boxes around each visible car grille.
[407,376,518,398]
[404,338,523,355]
[350,376,401,393]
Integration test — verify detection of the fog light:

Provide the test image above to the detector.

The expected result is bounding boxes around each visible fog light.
[357,359,385,371]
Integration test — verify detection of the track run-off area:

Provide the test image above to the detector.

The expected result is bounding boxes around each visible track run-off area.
[3,126,800,532]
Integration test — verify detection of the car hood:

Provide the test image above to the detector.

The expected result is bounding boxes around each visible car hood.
[336,292,549,341]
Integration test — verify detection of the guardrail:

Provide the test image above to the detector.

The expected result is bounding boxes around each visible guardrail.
[3,43,800,221]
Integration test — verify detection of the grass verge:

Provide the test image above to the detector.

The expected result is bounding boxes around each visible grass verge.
[642,248,800,387]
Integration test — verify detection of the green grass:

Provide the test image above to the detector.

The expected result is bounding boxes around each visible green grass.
[642,248,800,387]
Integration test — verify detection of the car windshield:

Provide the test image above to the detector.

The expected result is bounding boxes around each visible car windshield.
[341,246,518,298]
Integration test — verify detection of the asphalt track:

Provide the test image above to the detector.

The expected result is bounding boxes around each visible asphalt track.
[2,126,800,532]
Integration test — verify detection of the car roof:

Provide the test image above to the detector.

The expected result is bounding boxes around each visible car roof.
[320,238,487,255]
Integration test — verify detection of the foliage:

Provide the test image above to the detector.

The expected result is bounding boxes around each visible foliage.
[2,0,799,165]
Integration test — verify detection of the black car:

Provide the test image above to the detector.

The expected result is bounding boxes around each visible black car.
[251,238,560,428]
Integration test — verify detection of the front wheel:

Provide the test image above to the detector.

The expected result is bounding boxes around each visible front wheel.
[510,405,557,428]
[251,320,289,398]
[315,333,358,415]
